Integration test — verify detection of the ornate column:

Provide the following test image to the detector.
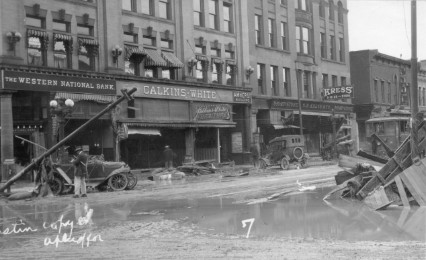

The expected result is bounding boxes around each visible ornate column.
[0,90,14,183]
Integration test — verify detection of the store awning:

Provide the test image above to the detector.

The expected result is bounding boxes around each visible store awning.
[366,117,410,123]
[55,92,115,103]
[195,54,209,61]
[27,29,48,38]
[144,48,167,67]
[161,51,184,68]
[78,38,99,46]
[272,124,302,130]
[122,121,236,128]
[54,33,73,42]
[128,127,161,136]
[211,57,224,64]
[125,45,146,61]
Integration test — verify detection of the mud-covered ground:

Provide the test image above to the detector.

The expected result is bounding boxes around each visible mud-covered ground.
[0,165,425,260]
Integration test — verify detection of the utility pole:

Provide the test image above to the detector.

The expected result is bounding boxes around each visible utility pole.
[411,0,420,162]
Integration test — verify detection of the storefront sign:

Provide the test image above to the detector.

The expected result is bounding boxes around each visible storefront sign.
[119,82,251,104]
[2,71,116,95]
[270,99,354,113]
[233,91,251,103]
[231,132,243,153]
[323,85,354,100]
[193,104,231,121]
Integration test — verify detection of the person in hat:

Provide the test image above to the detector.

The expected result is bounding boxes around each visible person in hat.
[70,146,88,198]
[163,145,174,169]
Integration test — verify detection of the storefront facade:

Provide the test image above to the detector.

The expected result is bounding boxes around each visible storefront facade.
[115,81,251,169]
[0,69,116,169]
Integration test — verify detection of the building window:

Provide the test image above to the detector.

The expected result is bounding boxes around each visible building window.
[225,49,234,59]
[162,68,176,80]
[257,63,265,94]
[160,39,172,49]
[319,0,325,18]
[26,16,44,28]
[122,0,135,11]
[394,75,398,104]
[281,22,287,50]
[388,82,392,104]
[211,61,222,84]
[339,37,345,62]
[223,3,233,33]
[143,35,156,46]
[193,0,203,26]
[423,88,425,106]
[322,74,328,89]
[124,33,138,43]
[52,21,70,32]
[283,68,290,96]
[329,0,335,21]
[296,0,307,11]
[341,77,347,86]
[381,81,385,103]
[271,66,278,96]
[140,0,153,15]
[28,36,46,66]
[374,79,378,102]
[281,0,287,6]
[332,75,337,87]
[268,18,275,48]
[320,32,326,58]
[338,1,344,23]
[296,26,310,54]
[303,71,310,98]
[329,35,335,60]
[159,0,171,19]
[53,34,72,69]
[196,61,206,82]
[211,47,221,57]
[77,25,93,36]
[255,15,262,45]
[226,62,236,86]
[78,39,98,71]
[209,0,218,30]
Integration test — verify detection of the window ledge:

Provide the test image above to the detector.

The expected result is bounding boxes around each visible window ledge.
[194,26,235,37]
[121,11,175,25]
[321,58,346,65]
[255,45,291,55]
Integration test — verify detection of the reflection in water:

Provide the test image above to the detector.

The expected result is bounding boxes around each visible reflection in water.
[0,187,424,249]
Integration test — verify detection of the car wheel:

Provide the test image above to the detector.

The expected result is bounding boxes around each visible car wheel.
[125,172,138,190]
[48,176,63,196]
[280,158,290,170]
[108,173,128,191]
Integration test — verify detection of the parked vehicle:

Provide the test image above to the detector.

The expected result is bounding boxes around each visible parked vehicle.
[259,135,309,170]
[48,155,137,195]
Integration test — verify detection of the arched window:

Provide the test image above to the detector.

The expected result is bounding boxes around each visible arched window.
[329,0,334,21]
[337,1,344,23]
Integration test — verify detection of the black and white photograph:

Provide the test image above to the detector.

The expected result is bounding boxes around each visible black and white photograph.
[0,0,425,259]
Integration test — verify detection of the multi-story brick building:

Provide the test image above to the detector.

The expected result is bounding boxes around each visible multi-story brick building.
[0,0,252,172]
[246,0,356,156]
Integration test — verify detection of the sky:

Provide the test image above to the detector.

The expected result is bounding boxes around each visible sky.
[348,0,426,61]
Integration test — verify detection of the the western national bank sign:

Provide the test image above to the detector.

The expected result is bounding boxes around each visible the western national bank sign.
[2,71,116,95]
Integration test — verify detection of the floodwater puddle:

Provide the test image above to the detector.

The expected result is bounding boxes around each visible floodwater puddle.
[0,187,424,249]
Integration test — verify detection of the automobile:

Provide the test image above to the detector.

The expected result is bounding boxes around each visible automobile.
[259,135,309,170]
[48,155,137,196]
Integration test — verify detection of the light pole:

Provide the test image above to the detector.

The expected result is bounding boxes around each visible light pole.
[49,98,74,161]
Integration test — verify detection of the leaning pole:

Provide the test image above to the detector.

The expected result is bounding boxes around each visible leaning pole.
[0,88,137,193]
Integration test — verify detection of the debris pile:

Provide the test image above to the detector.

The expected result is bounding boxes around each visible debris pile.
[325,116,426,210]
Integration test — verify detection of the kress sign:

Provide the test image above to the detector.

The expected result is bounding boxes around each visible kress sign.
[323,85,354,100]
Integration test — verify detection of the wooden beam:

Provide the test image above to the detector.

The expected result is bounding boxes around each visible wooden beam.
[394,176,410,208]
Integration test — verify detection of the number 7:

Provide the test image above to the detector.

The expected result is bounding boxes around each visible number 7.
[241,218,255,238]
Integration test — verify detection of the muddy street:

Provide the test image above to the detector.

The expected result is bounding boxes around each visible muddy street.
[0,165,425,260]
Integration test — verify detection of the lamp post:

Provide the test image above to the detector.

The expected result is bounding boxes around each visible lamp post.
[111,45,123,67]
[50,98,74,161]
[6,31,22,56]
[245,66,254,81]
[187,57,198,76]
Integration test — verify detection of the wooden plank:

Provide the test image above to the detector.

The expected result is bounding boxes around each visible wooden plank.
[363,186,390,210]
[399,158,426,206]
[394,176,410,207]
[396,207,411,228]
[338,154,384,169]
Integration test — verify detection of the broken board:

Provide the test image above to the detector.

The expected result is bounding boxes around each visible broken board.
[399,157,426,206]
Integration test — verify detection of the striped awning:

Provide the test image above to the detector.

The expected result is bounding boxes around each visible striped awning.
[78,37,99,46]
[125,45,146,60]
[53,33,73,42]
[161,51,184,68]
[55,92,115,103]
[196,54,209,61]
[144,48,167,67]
[27,29,48,38]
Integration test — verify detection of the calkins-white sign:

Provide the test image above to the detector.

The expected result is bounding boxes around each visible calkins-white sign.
[323,85,354,100]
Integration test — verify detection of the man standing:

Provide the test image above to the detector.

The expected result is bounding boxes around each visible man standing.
[71,146,88,198]
[250,143,260,168]
[163,145,174,169]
